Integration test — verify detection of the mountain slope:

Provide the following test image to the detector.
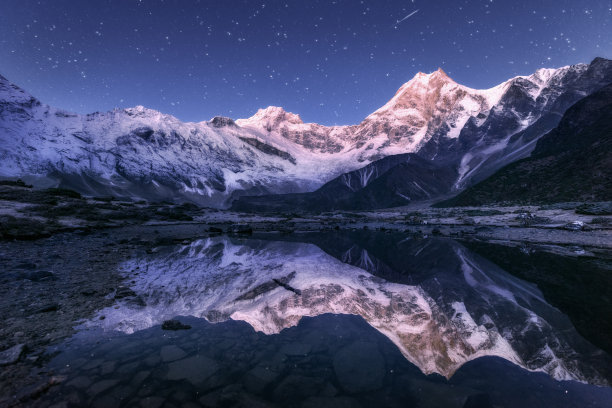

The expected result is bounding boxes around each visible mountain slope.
[436,82,612,206]
[420,58,612,189]
[0,77,351,206]
[234,58,612,212]
[231,153,456,212]
[1,58,611,207]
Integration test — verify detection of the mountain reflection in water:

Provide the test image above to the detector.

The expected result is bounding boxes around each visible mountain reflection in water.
[86,232,611,386]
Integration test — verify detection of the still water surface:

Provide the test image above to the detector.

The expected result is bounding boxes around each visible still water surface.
[38,231,612,407]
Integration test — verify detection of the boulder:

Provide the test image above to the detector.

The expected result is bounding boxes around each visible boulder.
[563,220,585,231]
[333,341,385,393]
[227,224,253,234]
[24,270,56,282]
[0,344,25,365]
[161,319,192,331]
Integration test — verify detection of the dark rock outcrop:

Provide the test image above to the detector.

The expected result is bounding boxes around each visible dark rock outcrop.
[437,82,612,206]
[239,137,296,164]
[232,154,456,212]
[161,319,192,331]
[210,116,236,128]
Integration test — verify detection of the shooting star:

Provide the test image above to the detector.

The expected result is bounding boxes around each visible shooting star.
[394,9,419,26]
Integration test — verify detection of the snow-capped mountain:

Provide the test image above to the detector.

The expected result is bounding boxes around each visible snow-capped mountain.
[421,57,612,188]
[438,81,612,206]
[0,77,345,206]
[1,58,610,207]
[88,237,611,385]
[236,68,505,160]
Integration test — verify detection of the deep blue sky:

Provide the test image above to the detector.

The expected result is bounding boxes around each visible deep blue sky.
[1,0,610,125]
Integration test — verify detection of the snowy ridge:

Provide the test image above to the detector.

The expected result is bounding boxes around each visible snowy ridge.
[364,68,499,144]
[447,61,607,189]
[0,59,609,206]
[0,84,354,205]
[87,237,609,385]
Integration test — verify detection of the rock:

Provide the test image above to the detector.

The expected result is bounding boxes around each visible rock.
[34,303,59,313]
[569,246,586,255]
[87,379,120,396]
[243,366,280,394]
[227,224,253,234]
[15,262,37,270]
[166,355,219,385]
[161,319,192,331]
[91,395,121,408]
[17,375,66,403]
[139,396,165,408]
[516,212,532,221]
[272,374,323,402]
[273,278,302,296]
[474,226,493,233]
[131,370,151,388]
[210,116,236,128]
[234,281,278,301]
[461,217,476,225]
[100,361,116,375]
[127,296,146,307]
[24,270,56,282]
[160,345,188,362]
[66,376,92,389]
[143,354,161,367]
[0,344,24,365]
[82,358,104,370]
[514,212,550,226]
[563,220,585,231]
[199,384,271,408]
[333,341,385,393]
[575,202,612,215]
[114,286,137,299]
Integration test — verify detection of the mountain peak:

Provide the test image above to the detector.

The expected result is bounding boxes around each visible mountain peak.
[124,105,161,116]
[238,105,304,128]
[380,68,459,108]
[590,56,610,66]
[258,106,291,117]
[433,67,449,78]
[411,67,453,83]
[0,74,39,106]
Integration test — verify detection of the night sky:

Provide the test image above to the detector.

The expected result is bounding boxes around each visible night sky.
[1,0,611,125]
